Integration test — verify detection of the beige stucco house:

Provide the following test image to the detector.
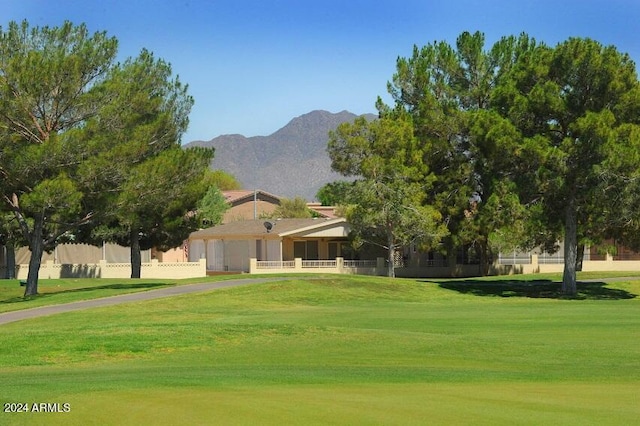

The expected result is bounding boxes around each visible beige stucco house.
[154,190,342,263]
[188,217,352,273]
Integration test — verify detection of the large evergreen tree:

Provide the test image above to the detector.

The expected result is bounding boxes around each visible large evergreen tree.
[385,32,640,294]
[98,147,212,278]
[0,21,118,295]
[385,32,538,274]
[0,21,210,292]
[78,49,211,278]
[492,37,640,295]
[328,114,447,277]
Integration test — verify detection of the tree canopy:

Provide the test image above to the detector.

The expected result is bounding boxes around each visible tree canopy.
[400,33,640,294]
[264,197,315,219]
[0,20,212,293]
[384,32,554,274]
[328,114,447,277]
[490,36,640,294]
[203,169,242,191]
[315,181,353,206]
[329,31,640,294]
[77,49,210,279]
[196,184,230,228]
[0,21,120,295]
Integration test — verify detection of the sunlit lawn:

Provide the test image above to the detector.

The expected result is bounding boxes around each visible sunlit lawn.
[0,273,639,425]
[0,275,255,314]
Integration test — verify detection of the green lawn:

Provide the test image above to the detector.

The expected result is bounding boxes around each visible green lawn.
[0,274,639,425]
[0,275,250,314]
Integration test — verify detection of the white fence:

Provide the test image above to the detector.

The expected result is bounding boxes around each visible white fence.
[252,260,296,270]
[251,258,386,275]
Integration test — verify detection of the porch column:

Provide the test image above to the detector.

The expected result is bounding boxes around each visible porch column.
[531,254,539,268]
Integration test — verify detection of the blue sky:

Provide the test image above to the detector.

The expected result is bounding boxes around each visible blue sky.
[3,1,639,143]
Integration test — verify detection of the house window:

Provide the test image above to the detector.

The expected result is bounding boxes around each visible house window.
[328,242,338,259]
[293,241,319,260]
[255,240,263,261]
[307,241,318,260]
[294,241,305,259]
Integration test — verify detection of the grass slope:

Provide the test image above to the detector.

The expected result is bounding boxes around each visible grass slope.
[0,275,638,425]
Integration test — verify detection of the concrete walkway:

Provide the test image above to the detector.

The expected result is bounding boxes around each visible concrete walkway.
[0,277,282,326]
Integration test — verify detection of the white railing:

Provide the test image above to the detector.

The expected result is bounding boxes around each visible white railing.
[343,259,378,268]
[538,254,565,264]
[498,253,532,265]
[302,260,337,268]
[250,257,385,275]
[255,260,295,269]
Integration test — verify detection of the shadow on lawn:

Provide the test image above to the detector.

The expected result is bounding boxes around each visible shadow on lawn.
[1,282,171,304]
[431,279,636,300]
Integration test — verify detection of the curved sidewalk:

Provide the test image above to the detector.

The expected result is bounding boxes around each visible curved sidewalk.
[0,277,280,326]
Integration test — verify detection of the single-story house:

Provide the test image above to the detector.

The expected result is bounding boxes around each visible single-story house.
[161,189,282,262]
[188,217,351,273]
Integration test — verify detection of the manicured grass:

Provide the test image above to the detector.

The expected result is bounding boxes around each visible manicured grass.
[0,274,638,425]
[0,275,253,314]
[0,271,636,313]
[0,278,173,313]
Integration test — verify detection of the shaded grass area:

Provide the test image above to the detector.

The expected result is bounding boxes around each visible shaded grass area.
[0,279,176,313]
[0,275,639,424]
[436,279,637,299]
[1,282,169,303]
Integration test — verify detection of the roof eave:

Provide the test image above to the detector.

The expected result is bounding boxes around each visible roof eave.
[279,217,347,237]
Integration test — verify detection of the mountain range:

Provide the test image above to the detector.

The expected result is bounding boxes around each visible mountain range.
[185,110,376,200]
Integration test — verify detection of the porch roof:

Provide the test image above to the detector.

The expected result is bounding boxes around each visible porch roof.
[189,218,349,240]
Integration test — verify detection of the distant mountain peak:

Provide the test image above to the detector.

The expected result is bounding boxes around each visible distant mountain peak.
[184,110,376,199]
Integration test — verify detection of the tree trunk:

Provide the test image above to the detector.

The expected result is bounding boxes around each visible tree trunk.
[387,228,395,278]
[445,237,457,276]
[576,243,585,272]
[130,229,142,279]
[5,241,16,279]
[478,239,491,276]
[24,213,45,296]
[562,200,578,296]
